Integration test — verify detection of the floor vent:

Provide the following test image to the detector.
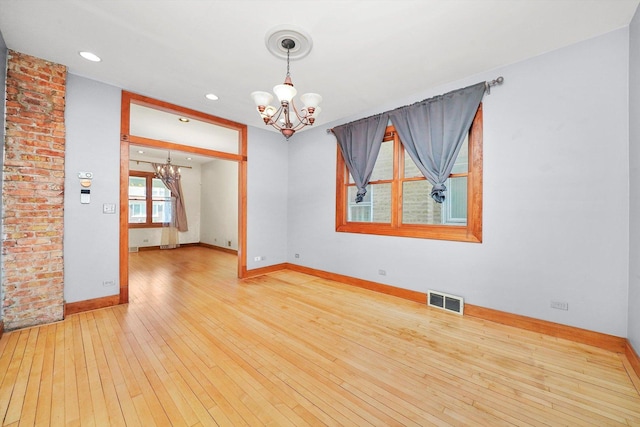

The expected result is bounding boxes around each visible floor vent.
[427,290,464,315]
[129,246,139,253]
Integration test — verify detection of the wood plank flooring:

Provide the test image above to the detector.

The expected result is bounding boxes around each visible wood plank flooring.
[1,246,639,426]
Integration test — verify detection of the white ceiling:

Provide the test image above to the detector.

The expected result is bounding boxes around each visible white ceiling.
[1,0,639,132]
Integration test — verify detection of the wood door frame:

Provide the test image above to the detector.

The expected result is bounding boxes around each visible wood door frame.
[119,91,249,304]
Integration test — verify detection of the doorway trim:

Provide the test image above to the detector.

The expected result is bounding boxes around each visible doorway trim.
[120,91,248,304]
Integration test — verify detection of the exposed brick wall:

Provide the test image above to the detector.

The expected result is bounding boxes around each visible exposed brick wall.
[2,50,66,330]
[1,33,8,333]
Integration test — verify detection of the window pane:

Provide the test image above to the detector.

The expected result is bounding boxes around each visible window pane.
[129,176,146,198]
[369,141,393,181]
[347,183,391,223]
[152,200,172,223]
[151,179,172,223]
[129,176,147,224]
[402,180,442,224]
[128,200,146,223]
[402,178,467,225]
[151,179,171,198]
[443,177,467,224]
[348,204,371,222]
[370,183,392,222]
[404,151,422,178]
[347,186,371,222]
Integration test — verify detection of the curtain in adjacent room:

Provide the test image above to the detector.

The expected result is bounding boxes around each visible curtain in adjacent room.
[152,163,189,250]
[389,82,485,203]
[160,197,179,249]
[332,113,389,202]
[152,163,189,232]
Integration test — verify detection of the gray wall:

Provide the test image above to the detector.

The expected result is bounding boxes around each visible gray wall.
[246,126,289,267]
[64,74,121,303]
[288,28,630,337]
[0,29,6,320]
[629,7,640,351]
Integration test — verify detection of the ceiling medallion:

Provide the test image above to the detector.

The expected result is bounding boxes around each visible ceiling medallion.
[264,25,313,60]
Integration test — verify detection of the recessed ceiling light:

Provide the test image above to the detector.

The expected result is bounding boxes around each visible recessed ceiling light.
[205,93,219,101]
[79,51,101,62]
[178,117,190,123]
[137,150,144,154]
[186,157,192,161]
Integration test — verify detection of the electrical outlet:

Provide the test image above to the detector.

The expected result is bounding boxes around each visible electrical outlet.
[254,256,261,262]
[227,240,232,247]
[378,269,386,276]
[550,301,569,310]
[103,280,115,287]
[295,253,300,258]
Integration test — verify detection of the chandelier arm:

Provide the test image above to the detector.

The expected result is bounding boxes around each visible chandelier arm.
[262,99,314,133]
[265,105,285,127]
[288,99,312,129]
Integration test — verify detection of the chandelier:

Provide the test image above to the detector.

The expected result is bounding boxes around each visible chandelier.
[251,38,322,140]
[155,151,180,183]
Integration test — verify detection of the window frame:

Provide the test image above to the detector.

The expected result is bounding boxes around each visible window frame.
[128,171,172,228]
[335,104,483,243]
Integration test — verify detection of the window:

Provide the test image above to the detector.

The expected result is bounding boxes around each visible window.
[128,171,173,228]
[336,104,482,242]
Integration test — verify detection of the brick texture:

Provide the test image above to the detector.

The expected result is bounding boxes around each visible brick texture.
[2,50,66,330]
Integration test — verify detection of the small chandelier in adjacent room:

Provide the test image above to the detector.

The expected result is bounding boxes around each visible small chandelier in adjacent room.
[251,32,322,140]
[155,151,180,183]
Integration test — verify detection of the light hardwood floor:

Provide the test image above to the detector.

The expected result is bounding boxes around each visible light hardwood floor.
[1,246,639,426]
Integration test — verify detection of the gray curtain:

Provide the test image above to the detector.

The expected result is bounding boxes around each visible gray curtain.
[332,113,389,202]
[152,163,189,232]
[389,82,485,203]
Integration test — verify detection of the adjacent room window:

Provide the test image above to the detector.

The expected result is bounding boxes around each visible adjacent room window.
[128,171,173,227]
[336,105,483,242]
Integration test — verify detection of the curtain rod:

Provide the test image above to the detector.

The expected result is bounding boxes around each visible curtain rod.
[326,76,504,134]
[130,159,193,169]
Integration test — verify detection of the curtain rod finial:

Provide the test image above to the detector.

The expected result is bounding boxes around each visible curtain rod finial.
[485,76,504,94]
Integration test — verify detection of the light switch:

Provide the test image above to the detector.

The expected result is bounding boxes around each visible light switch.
[103,203,116,214]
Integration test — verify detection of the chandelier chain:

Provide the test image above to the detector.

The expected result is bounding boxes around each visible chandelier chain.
[286,48,290,78]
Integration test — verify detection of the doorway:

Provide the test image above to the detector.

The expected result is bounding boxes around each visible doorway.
[119,91,248,304]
